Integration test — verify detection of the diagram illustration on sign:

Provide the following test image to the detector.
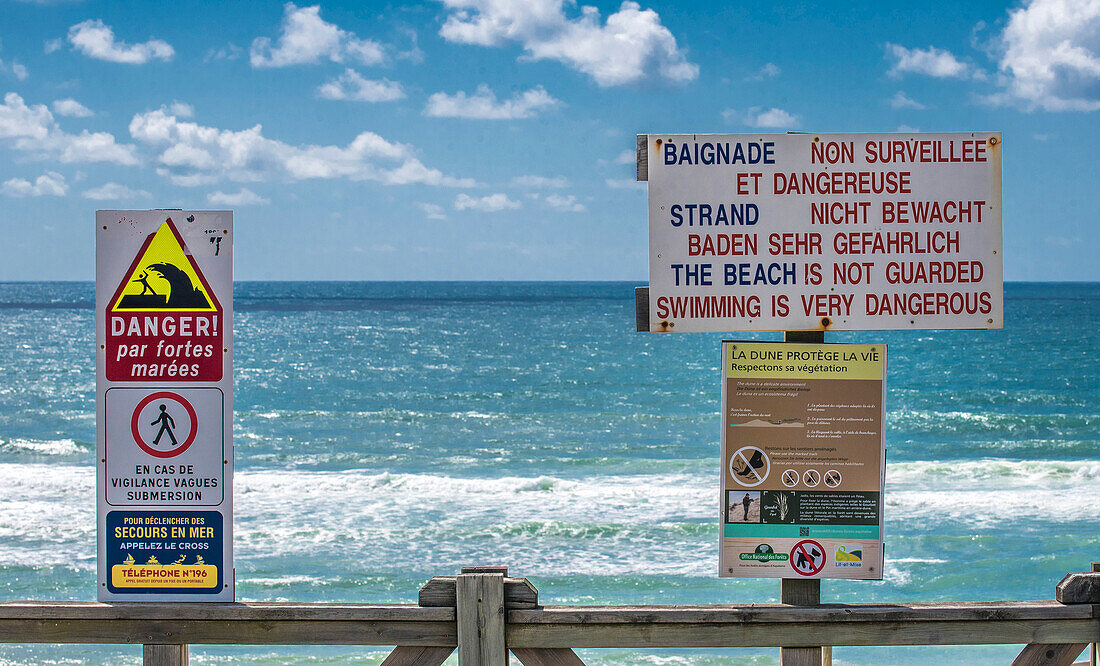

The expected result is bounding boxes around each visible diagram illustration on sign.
[790,539,826,576]
[730,446,769,487]
[111,221,217,311]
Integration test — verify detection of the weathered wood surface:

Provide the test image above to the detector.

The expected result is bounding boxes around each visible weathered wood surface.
[0,601,451,621]
[380,646,456,666]
[1058,573,1100,604]
[779,578,829,666]
[634,286,648,332]
[512,647,586,665]
[636,134,648,182]
[420,577,538,610]
[507,601,1096,624]
[1012,643,1089,666]
[143,644,187,666]
[457,573,507,666]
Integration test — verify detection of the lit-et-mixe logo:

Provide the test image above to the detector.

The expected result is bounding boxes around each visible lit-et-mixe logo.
[739,544,788,561]
[835,545,864,567]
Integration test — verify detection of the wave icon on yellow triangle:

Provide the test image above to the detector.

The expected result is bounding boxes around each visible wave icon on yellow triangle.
[110,220,217,311]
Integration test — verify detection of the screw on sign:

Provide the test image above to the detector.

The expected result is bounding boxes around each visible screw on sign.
[130,391,197,458]
[790,539,826,576]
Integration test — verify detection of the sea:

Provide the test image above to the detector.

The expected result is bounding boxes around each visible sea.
[0,281,1097,665]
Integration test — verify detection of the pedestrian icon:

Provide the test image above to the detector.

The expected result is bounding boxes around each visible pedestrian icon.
[151,404,178,447]
[130,391,197,458]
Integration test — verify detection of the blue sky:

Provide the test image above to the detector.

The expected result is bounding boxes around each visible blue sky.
[0,0,1096,281]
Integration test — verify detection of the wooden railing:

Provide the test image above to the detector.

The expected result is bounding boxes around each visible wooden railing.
[1,565,1097,666]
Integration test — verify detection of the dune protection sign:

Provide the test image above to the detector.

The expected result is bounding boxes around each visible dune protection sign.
[96,211,233,601]
[719,341,885,579]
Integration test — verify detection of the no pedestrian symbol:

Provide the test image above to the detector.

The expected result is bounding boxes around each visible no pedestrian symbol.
[790,539,826,576]
[131,391,197,458]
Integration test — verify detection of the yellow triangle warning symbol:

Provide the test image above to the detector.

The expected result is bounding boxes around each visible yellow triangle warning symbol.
[109,220,219,312]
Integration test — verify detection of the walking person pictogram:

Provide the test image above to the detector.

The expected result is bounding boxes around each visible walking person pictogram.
[151,404,177,447]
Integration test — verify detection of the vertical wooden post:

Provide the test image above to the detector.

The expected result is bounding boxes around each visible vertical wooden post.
[457,572,507,666]
[143,644,187,666]
[1091,562,1099,666]
[780,329,831,666]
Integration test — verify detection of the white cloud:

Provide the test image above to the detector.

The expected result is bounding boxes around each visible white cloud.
[129,107,475,188]
[205,43,243,62]
[82,182,152,200]
[416,202,448,219]
[543,193,586,212]
[438,0,698,86]
[425,84,559,119]
[0,92,138,165]
[886,43,971,79]
[890,91,927,109]
[511,174,568,188]
[0,56,28,81]
[251,3,384,68]
[724,106,799,128]
[168,101,194,118]
[896,125,921,133]
[207,188,270,206]
[318,68,405,102]
[454,192,521,211]
[615,149,636,165]
[44,38,63,54]
[52,98,94,117]
[605,177,645,190]
[1,171,67,197]
[995,0,1100,111]
[68,19,174,64]
[746,62,780,81]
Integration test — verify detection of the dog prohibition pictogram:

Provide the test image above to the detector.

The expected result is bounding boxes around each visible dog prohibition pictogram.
[790,539,826,576]
[130,392,197,458]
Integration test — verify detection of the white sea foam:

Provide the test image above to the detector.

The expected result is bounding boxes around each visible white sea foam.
[0,437,84,456]
[1,459,1097,578]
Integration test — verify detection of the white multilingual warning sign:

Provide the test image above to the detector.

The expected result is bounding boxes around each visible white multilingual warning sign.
[646,133,1003,332]
[97,211,233,602]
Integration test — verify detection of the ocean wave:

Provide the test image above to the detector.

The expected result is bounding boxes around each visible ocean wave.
[1,462,1097,578]
[0,437,87,456]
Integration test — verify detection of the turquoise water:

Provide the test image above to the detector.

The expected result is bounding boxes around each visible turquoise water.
[0,281,1097,664]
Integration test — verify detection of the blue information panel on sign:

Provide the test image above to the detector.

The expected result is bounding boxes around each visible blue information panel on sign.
[105,510,223,595]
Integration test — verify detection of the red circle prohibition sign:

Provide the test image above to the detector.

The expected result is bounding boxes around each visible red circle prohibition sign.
[130,391,198,458]
[789,539,826,576]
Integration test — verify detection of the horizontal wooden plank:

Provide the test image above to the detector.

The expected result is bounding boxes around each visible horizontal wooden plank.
[0,618,458,645]
[508,601,1096,625]
[419,577,538,609]
[0,602,452,622]
[506,619,1100,649]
